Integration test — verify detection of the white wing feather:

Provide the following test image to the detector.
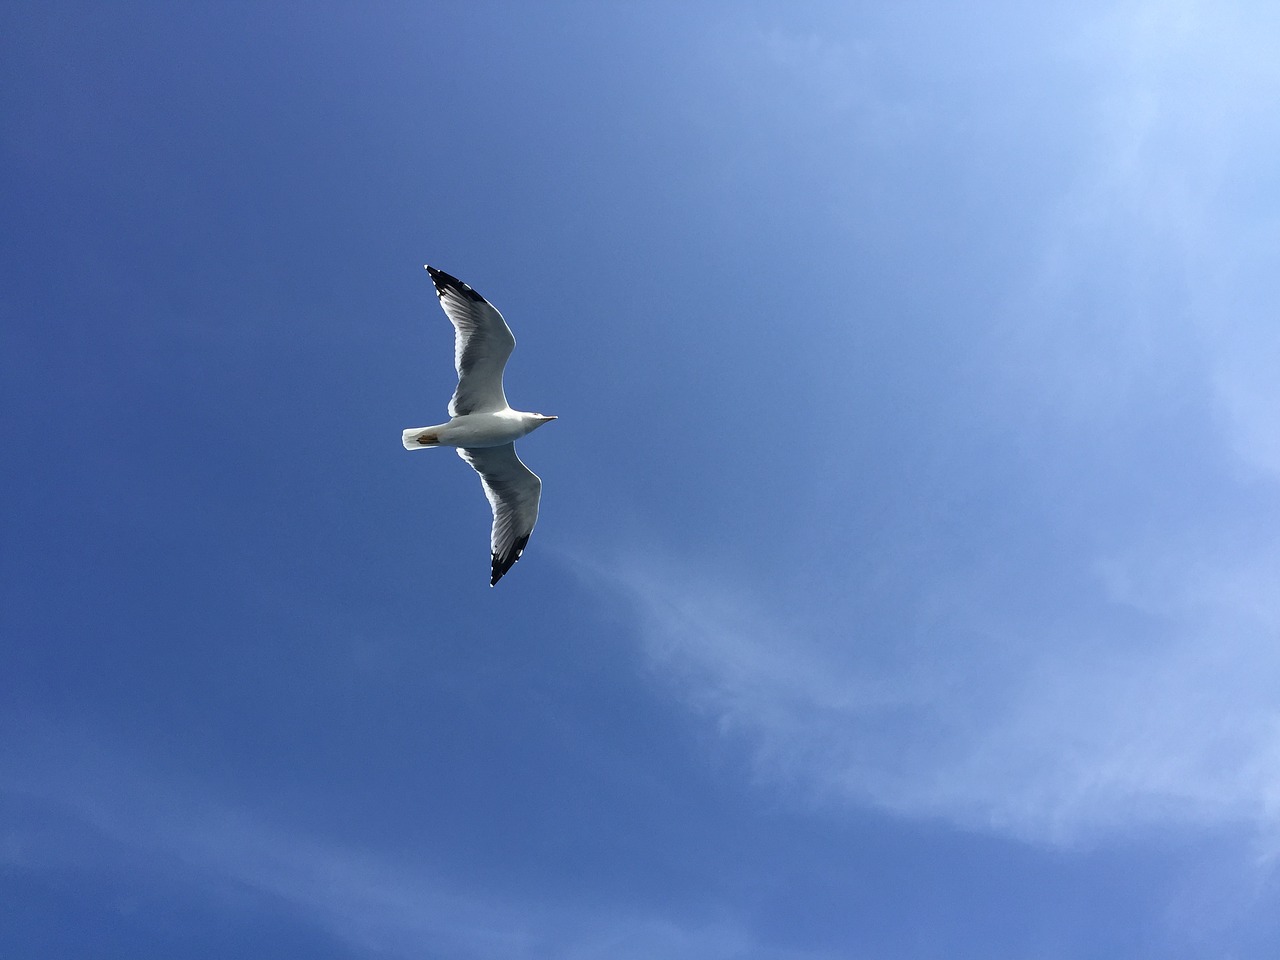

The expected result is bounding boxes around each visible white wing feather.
[425,266,515,416]
[457,443,542,586]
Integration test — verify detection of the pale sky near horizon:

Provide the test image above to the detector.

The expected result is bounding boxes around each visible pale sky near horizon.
[5,2,1280,957]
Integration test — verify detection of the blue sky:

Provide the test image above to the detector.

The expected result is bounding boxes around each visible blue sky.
[5,1,1280,957]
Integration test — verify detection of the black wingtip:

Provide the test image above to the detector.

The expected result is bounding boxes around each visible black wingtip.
[425,265,487,304]
[489,535,531,586]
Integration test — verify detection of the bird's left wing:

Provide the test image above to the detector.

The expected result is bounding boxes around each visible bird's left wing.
[457,443,543,586]
[425,266,515,416]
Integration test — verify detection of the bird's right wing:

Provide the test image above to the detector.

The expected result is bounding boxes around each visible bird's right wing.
[425,266,515,416]
[457,443,543,586]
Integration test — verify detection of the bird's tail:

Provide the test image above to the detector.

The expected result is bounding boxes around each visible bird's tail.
[402,427,445,450]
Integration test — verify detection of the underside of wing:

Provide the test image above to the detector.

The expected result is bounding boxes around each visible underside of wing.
[457,443,543,586]
[425,266,515,416]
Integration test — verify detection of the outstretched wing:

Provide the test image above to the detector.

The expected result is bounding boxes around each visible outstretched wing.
[425,266,515,416]
[457,443,543,586]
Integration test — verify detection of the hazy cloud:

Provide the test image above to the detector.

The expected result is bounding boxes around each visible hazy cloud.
[595,1,1280,853]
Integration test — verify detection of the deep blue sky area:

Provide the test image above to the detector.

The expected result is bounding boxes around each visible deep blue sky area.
[5,2,1280,958]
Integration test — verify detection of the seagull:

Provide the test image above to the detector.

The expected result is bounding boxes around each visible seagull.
[403,266,557,586]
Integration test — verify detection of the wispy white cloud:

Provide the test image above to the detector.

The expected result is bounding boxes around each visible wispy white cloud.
[0,718,836,960]
[604,531,1280,852]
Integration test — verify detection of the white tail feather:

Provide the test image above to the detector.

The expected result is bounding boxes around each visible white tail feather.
[402,427,445,450]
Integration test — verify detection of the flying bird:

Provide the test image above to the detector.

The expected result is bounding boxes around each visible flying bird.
[403,266,557,586]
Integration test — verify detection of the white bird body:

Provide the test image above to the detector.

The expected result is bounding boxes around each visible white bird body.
[403,266,556,586]
[401,409,554,451]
